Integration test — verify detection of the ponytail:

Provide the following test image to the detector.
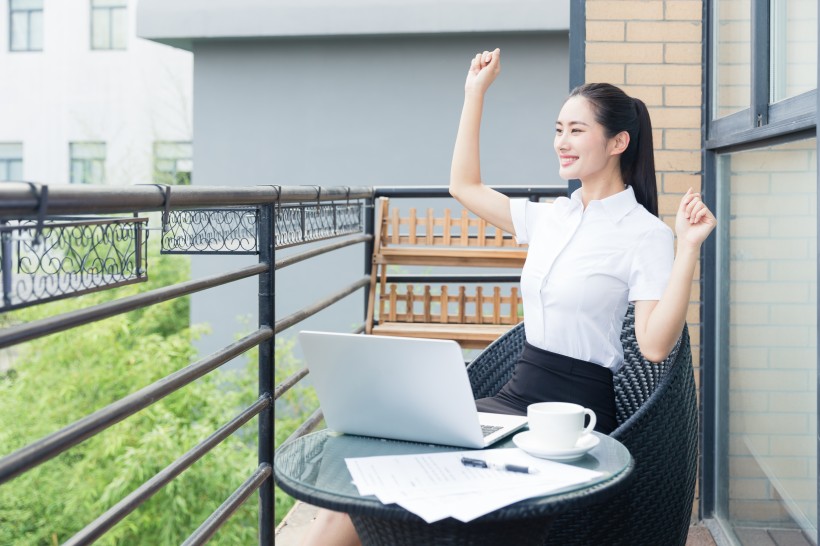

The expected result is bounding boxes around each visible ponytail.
[567,84,659,217]
[623,97,658,216]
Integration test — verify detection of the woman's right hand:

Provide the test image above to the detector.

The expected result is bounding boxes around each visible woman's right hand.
[451,46,514,235]
[464,48,501,97]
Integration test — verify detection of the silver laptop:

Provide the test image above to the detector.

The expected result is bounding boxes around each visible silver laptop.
[298,331,528,449]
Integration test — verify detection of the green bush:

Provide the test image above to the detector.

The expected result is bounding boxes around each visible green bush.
[0,251,266,545]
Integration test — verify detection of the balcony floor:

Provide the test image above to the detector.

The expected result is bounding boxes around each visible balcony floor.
[275,502,719,545]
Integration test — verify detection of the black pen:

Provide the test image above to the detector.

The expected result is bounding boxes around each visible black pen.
[460,456,539,474]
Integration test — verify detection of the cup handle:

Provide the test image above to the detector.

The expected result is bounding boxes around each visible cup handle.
[582,408,596,435]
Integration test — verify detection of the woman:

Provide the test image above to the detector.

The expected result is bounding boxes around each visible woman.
[452,48,715,435]
[301,47,715,546]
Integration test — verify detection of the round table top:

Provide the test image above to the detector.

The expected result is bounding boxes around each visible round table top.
[274,429,634,522]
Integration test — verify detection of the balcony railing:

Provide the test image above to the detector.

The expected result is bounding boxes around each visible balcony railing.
[0,181,563,544]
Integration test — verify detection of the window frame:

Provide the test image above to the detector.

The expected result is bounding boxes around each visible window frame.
[89,0,127,51]
[8,0,43,52]
[153,141,192,186]
[707,0,817,149]
[701,0,819,535]
[0,143,23,181]
[69,142,106,185]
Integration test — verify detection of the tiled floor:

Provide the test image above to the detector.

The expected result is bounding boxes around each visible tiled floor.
[276,501,721,545]
[687,523,718,546]
[733,527,814,546]
[276,502,318,546]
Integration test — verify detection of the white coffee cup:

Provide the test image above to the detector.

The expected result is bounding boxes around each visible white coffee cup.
[527,402,596,450]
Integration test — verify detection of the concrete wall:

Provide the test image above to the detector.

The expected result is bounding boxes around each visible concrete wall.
[186,33,570,359]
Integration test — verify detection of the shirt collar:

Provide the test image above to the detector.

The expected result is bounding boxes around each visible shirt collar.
[568,185,640,223]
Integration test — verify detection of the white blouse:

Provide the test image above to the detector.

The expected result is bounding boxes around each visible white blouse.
[510,186,674,371]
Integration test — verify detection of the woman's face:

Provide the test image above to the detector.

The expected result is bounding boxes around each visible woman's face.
[554,96,616,182]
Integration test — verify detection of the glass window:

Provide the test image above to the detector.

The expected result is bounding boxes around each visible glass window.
[0,143,23,181]
[153,141,192,185]
[716,138,817,544]
[713,0,752,118]
[70,142,106,185]
[770,0,818,102]
[9,0,43,52]
[90,0,127,50]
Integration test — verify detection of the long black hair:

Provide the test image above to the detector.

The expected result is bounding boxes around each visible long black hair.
[567,83,659,217]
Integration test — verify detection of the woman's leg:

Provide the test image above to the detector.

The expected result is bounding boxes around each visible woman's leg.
[301,508,362,546]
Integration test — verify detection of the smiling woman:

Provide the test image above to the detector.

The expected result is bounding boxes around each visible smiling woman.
[300,47,718,546]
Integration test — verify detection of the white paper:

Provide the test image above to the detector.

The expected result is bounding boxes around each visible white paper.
[344,448,603,523]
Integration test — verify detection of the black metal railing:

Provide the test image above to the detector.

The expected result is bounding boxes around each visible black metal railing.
[0,181,564,543]
[0,182,373,545]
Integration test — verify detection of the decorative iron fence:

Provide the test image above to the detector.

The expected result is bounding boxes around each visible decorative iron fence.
[0,182,373,545]
[0,216,148,311]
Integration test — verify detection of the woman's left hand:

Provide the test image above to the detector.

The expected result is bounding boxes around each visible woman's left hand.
[675,187,717,247]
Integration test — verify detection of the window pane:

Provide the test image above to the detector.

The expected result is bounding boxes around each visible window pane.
[91,10,111,49]
[0,163,8,181]
[717,138,818,544]
[155,141,191,159]
[11,0,43,9]
[70,142,105,159]
[10,12,28,51]
[714,0,752,118]
[91,0,126,6]
[176,158,192,172]
[155,159,174,171]
[154,141,192,185]
[771,0,818,102]
[9,160,23,180]
[29,10,43,51]
[90,160,105,185]
[111,8,127,50]
[70,160,84,184]
[0,143,23,160]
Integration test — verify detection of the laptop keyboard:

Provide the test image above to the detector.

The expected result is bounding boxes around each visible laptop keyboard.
[480,424,503,437]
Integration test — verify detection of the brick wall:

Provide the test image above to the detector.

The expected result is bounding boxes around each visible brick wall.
[584,0,704,519]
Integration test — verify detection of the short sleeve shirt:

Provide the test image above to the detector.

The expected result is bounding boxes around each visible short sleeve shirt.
[510,186,674,371]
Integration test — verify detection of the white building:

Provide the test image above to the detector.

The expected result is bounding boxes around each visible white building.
[0,0,193,186]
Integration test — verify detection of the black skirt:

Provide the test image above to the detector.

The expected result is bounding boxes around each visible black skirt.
[475,342,618,434]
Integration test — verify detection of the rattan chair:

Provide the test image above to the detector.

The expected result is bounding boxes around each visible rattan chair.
[466,305,698,546]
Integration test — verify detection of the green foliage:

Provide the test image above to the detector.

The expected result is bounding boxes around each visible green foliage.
[0,250,266,545]
[274,337,321,528]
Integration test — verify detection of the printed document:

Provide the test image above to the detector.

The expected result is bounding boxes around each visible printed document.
[345,448,604,523]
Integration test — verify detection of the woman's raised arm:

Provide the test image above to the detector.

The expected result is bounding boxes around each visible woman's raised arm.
[449,48,514,234]
[634,189,717,362]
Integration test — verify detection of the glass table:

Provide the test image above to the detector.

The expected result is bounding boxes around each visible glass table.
[274,429,634,546]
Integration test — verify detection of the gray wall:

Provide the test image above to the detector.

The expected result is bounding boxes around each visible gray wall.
[188,33,569,359]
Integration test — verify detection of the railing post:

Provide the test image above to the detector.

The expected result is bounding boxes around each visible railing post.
[1,221,11,308]
[363,196,375,322]
[258,204,274,545]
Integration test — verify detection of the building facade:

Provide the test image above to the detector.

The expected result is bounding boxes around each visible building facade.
[0,0,192,187]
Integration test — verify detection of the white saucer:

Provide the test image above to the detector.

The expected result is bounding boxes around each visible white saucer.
[512,431,600,461]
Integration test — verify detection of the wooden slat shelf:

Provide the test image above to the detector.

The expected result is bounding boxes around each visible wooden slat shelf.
[365,197,525,348]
